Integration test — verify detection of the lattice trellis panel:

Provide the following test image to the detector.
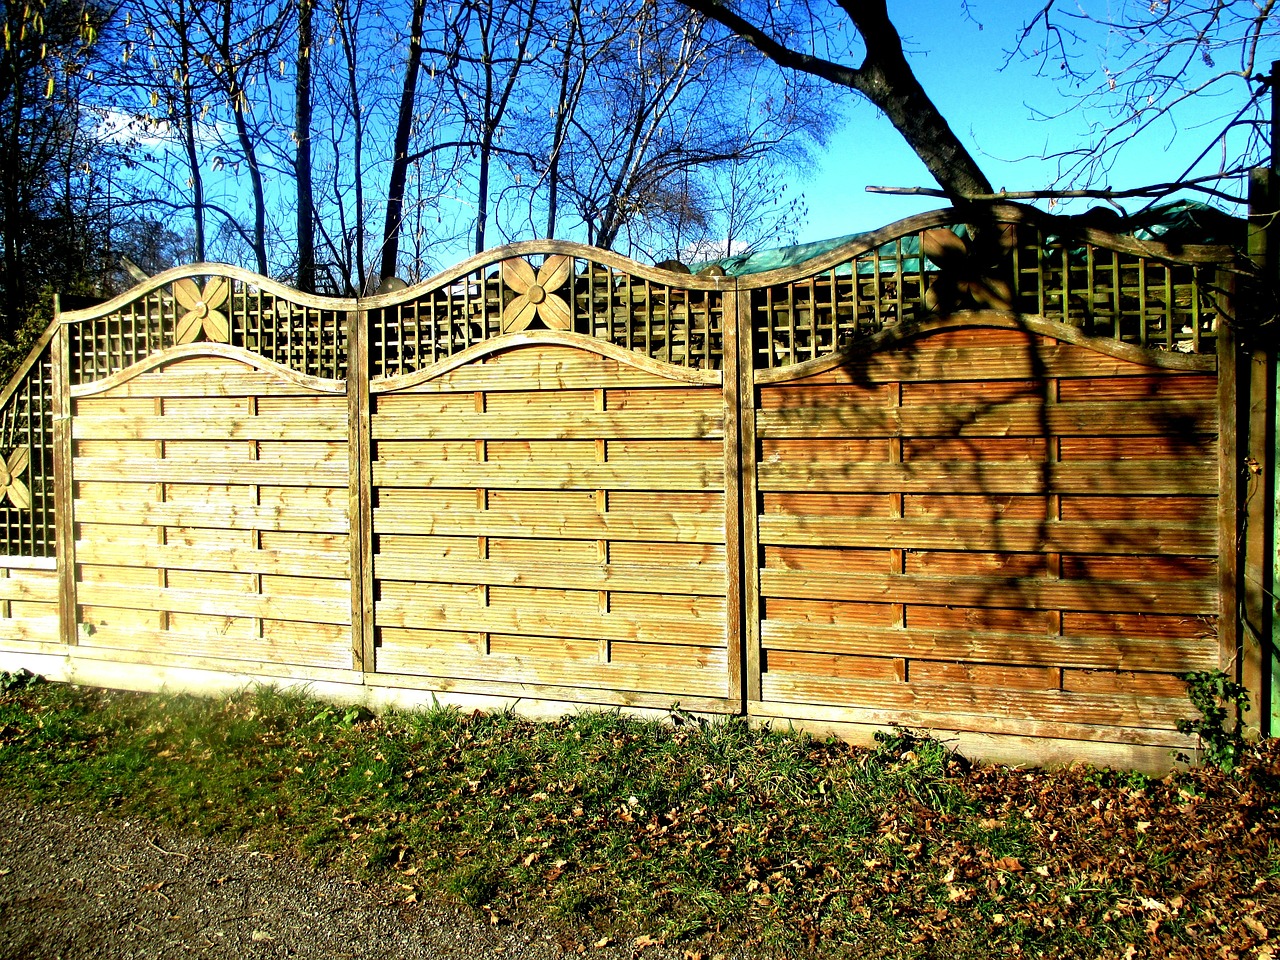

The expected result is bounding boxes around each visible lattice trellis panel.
[68,274,349,385]
[0,338,55,557]
[369,254,726,378]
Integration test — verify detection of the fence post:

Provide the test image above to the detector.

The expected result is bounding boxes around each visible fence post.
[347,307,375,674]
[733,287,761,707]
[1246,166,1277,737]
[720,281,745,711]
[50,304,76,648]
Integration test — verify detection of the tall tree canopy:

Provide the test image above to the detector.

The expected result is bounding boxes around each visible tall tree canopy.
[2,0,1272,340]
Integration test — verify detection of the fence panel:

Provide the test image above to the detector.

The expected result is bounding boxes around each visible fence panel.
[368,334,737,711]
[746,317,1221,759]
[68,349,354,678]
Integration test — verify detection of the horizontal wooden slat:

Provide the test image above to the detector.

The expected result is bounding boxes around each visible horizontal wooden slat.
[757,516,1217,555]
[371,409,723,440]
[760,620,1217,672]
[75,541,349,579]
[903,661,1061,690]
[77,582,351,625]
[756,460,1216,495]
[0,615,61,642]
[0,575,60,603]
[73,459,348,487]
[71,414,346,441]
[746,700,1195,750]
[767,344,1211,385]
[755,400,1214,438]
[383,348,698,393]
[371,507,723,543]
[80,624,352,669]
[1061,669,1190,697]
[374,556,724,595]
[376,633,726,697]
[62,642,357,685]
[372,459,724,491]
[374,598,724,646]
[76,371,338,398]
[759,673,1193,730]
[759,569,1217,614]
[74,500,349,533]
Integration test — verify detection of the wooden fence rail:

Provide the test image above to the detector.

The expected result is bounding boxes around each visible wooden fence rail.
[0,204,1263,771]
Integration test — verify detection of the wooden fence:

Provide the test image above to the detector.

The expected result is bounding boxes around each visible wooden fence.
[0,204,1263,771]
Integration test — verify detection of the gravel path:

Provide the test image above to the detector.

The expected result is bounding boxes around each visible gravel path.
[0,802,710,960]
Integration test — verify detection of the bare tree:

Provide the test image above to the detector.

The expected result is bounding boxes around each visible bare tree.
[508,0,829,256]
[673,0,994,201]
[448,0,544,254]
[111,0,217,261]
[1008,0,1276,204]
[0,0,111,331]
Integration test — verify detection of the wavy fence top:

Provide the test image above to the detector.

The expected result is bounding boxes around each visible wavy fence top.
[55,204,1239,386]
[0,204,1242,560]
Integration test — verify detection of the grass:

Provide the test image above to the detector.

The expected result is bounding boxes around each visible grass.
[0,678,1276,958]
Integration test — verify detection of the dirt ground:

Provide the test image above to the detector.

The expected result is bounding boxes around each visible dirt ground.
[0,800,706,960]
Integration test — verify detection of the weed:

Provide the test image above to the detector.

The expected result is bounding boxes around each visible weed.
[309,703,374,728]
[1175,669,1252,771]
[0,669,42,692]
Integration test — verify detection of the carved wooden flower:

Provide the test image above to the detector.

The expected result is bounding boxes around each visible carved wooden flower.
[500,256,572,333]
[173,277,231,344]
[0,447,30,509]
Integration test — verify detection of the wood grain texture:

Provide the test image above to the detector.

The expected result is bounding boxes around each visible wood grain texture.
[52,322,77,646]
[68,348,353,671]
[371,339,730,701]
[749,321,1221,744]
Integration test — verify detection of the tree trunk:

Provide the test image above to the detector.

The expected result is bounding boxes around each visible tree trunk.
[177,9,206,262]
[380,0,426,284]
[217,0,268,275]
[337,0,366,293]
[676,0,993,200]
[295,0,316,291]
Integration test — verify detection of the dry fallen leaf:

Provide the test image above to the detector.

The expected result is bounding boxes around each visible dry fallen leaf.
[1243,916,1269,940]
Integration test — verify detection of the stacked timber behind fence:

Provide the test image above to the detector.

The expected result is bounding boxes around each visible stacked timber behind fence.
[0,204,1257,770]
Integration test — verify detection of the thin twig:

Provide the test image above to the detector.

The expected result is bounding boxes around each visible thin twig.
[866,175,1248,205]
[146,837,191,860]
